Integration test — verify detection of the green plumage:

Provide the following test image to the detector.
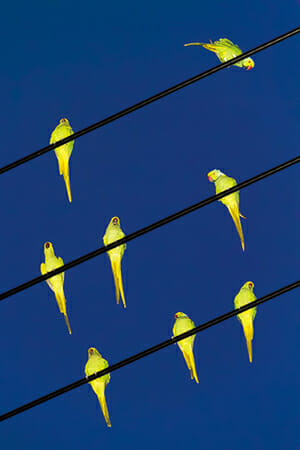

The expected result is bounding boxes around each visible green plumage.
[214,172,239,207]
[103,217,127,307]
[50,118,74,202]
[234,283,257,322]
[173,312,199,383]
[234,282,257,363]
[103,217,126,259]
[85,348,111,427]
[184,38,255,70]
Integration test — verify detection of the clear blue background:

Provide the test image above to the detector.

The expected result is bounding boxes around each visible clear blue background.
[0,1,299,449]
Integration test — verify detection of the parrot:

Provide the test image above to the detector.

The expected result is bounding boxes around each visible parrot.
[85,347,111,427]
[172,312,199,383]
[234,281,257,363]
[184,38,255,70]
[50,118,74,203]
[103,217,127,308]
[40,241,72,334]
[207,169,246,251]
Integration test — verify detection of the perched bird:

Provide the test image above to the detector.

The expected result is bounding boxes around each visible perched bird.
[184,38,255,70]
[85,347,111,427]
[103,217,127,308]
[207,169,246,251]
[50,118,74,202]
[234,281,257,363]
[173,312,199,383]
[40,241,71,334]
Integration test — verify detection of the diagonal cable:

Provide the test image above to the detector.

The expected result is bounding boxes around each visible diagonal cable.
[0,154,299,303]
[0,279,298,422]
[0,27,298,176]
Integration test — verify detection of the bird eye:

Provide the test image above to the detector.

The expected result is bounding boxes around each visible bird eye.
[45,242,50,249]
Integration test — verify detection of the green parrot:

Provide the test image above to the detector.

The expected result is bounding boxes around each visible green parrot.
[50,118,74,203]
[173,312,199,383]
[207,169,246,251]
[85,347,111,427]
[40,242,72,334]
[103,217,127,308]
[184,38,255,70]
[234,281,257,363]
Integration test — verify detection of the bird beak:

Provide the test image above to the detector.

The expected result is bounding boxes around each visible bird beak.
[208,175,212,182]
[247,66,252,71]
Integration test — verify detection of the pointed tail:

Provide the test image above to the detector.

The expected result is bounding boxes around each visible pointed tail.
[110,258,126,308]
[61,158,72,203]
[54,289,72,335]
[241,315,254,363]
[227,203,245,251]
[96,387,111,427]
[184,41,217,53]
[182,347,199,384]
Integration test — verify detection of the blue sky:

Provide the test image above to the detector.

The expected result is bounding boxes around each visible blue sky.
[0,1,299,449]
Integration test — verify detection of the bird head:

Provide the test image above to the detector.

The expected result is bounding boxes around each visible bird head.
[59,118,70,125]
[242,281,255,291]
[207,169,223,182]
[44,241,54,256]
[111,216,120,226]
[88,347,100,358]
[243,57,255,70]
[174,312,188,319]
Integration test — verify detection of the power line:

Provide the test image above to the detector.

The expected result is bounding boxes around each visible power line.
[0,279,298,422]
[0,154,299,303]
[0,27,299,177]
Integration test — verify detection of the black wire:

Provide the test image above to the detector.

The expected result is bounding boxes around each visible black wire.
[0,154,298,303]
[0,279,298,422]
[0,27,298,176]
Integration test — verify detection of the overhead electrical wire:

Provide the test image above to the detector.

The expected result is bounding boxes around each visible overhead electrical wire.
[0,26,298,425]
[0,154,298,304]
[0,27,298,176]
[0,279,298,422]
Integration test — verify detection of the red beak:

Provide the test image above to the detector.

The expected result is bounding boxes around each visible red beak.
[208,176,212,182]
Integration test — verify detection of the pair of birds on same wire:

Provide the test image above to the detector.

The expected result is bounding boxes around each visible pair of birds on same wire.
[44,37,254,427]
[84,281,257,428]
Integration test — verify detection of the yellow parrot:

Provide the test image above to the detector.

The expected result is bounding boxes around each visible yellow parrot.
[208,169,246,251]
[40,241,72,334]
[173,312,199,383]
[103,217,127,308]
[234,281,257,363]
[85,347,111,427]
[50,118,74,203]
[184,38,255,70]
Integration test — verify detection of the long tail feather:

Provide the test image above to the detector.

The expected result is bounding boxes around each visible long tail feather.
[227,203,245,251]
[97,389,111,427]
[61,158,72,203]
[54,290,72,334]
[184,42,217,53]
[110,260,120,305]
[182,348,199,384]
[63,312,72,335]
[241,315,254,363]
[111,258,126,308]
[184,42,204,47]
